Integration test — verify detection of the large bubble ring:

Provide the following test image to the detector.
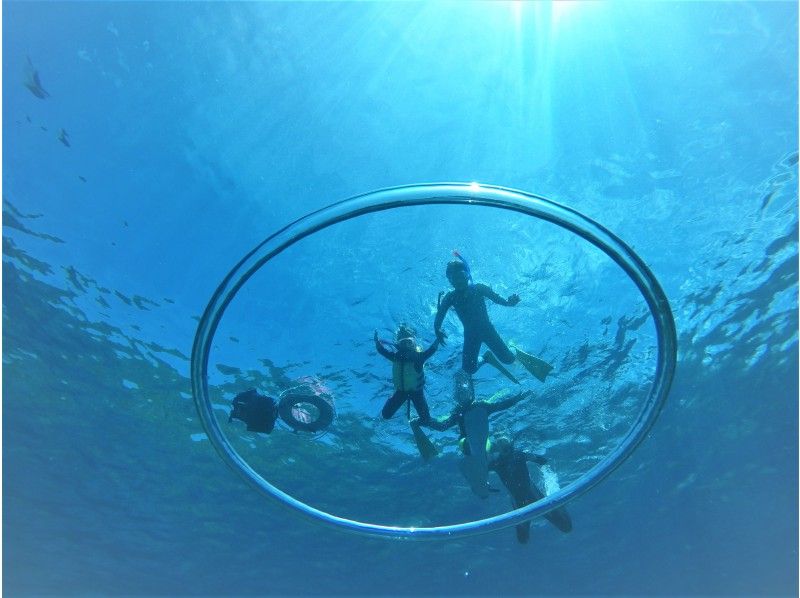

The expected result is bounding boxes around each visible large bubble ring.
[191,183,677,540]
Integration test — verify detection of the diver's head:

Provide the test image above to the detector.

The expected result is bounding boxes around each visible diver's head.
[446,261,470,290]
[396,323,415,339]
[396,323,418,352]
[453,370,475,406]
[491,436,513,457]
[396,324,418,349]
[397,336,417,352]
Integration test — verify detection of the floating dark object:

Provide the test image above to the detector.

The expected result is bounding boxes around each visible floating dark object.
[58,129,70,147]
[24,56,50,99]
[78,175,87,183]
[229,387,335,434]
[229,389,278,434]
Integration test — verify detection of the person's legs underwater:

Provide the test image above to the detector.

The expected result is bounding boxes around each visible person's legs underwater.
[480,327,520,384]
[408,390,431,424]
[526,482,573,533]
[544,500,573,533]
[513,483,572,542]
[510,485,538,544]
[483,326,553,383]
[381,391,408,419]
[515,521,531,544]
[459,403,491,498]
[461,330,482,375]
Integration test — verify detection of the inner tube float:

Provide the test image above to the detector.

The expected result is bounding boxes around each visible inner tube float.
[277,392,334,433]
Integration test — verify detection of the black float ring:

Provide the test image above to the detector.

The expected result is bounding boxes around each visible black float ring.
[277,392,335,433]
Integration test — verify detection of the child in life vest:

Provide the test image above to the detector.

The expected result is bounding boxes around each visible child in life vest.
[374,323,440,424]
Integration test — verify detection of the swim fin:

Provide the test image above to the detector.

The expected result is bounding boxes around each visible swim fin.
[514,349,553,382]
[459,458,490,498]
[482,351,520,384]
[461,405,490,498]
[515,522,531,544]
[411,420,438,461]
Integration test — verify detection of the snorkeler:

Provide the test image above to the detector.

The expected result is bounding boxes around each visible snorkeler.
[375,324,441,460]
[433,252,552,384]
[487,436,572,544]
[374,323,439,424]
[418,370,533,497]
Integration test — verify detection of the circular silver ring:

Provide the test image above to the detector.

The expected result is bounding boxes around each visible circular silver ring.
[191,183,677,540]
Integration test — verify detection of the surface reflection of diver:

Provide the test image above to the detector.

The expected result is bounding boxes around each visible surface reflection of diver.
[488,436,573,544]
[229,387,335,434]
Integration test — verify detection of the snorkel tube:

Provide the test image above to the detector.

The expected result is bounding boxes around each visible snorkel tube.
[453,250,474,284]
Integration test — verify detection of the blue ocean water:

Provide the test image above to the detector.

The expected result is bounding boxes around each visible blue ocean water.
[3,1,797,596]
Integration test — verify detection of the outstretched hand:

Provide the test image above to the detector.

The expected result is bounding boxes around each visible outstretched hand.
[507,294,521,306]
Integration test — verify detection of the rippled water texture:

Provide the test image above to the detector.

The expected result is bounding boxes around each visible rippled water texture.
[4,2,798,596]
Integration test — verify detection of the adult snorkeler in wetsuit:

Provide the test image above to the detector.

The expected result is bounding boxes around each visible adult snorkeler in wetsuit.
[418,370,532,497]
[488,436,573,544]
[433,254,552,383]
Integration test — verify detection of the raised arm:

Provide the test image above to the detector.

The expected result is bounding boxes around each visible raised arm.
[416,411,458,432]
[374,330,395,360]
[524,451,548,465]
[477,283,520,307]
[433,292,453,341]
[420,337,441,361]
[485,389,531,415]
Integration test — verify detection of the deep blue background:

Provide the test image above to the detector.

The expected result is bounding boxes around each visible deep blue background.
[4,2,797,595]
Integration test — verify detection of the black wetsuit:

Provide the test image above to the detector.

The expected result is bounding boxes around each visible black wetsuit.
[376,341,438,422]
[434,283,515,373]
[489,449,572,543]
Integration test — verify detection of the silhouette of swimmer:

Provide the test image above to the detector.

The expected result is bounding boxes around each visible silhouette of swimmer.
[434,253,552,384]
[24,56,49,99]
[374,324,440,424]
[488,436,572,544]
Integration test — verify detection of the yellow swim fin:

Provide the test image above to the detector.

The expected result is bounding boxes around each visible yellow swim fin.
[481,351,520,384]
[411,420,438,461]
[514,348,553,382]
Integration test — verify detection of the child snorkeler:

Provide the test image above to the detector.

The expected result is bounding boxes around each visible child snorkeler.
[374,323,440,423]
[433,252,552,384]
[374,324,440,460]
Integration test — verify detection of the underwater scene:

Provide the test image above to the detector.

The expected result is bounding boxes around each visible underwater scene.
[3,1,798,596]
